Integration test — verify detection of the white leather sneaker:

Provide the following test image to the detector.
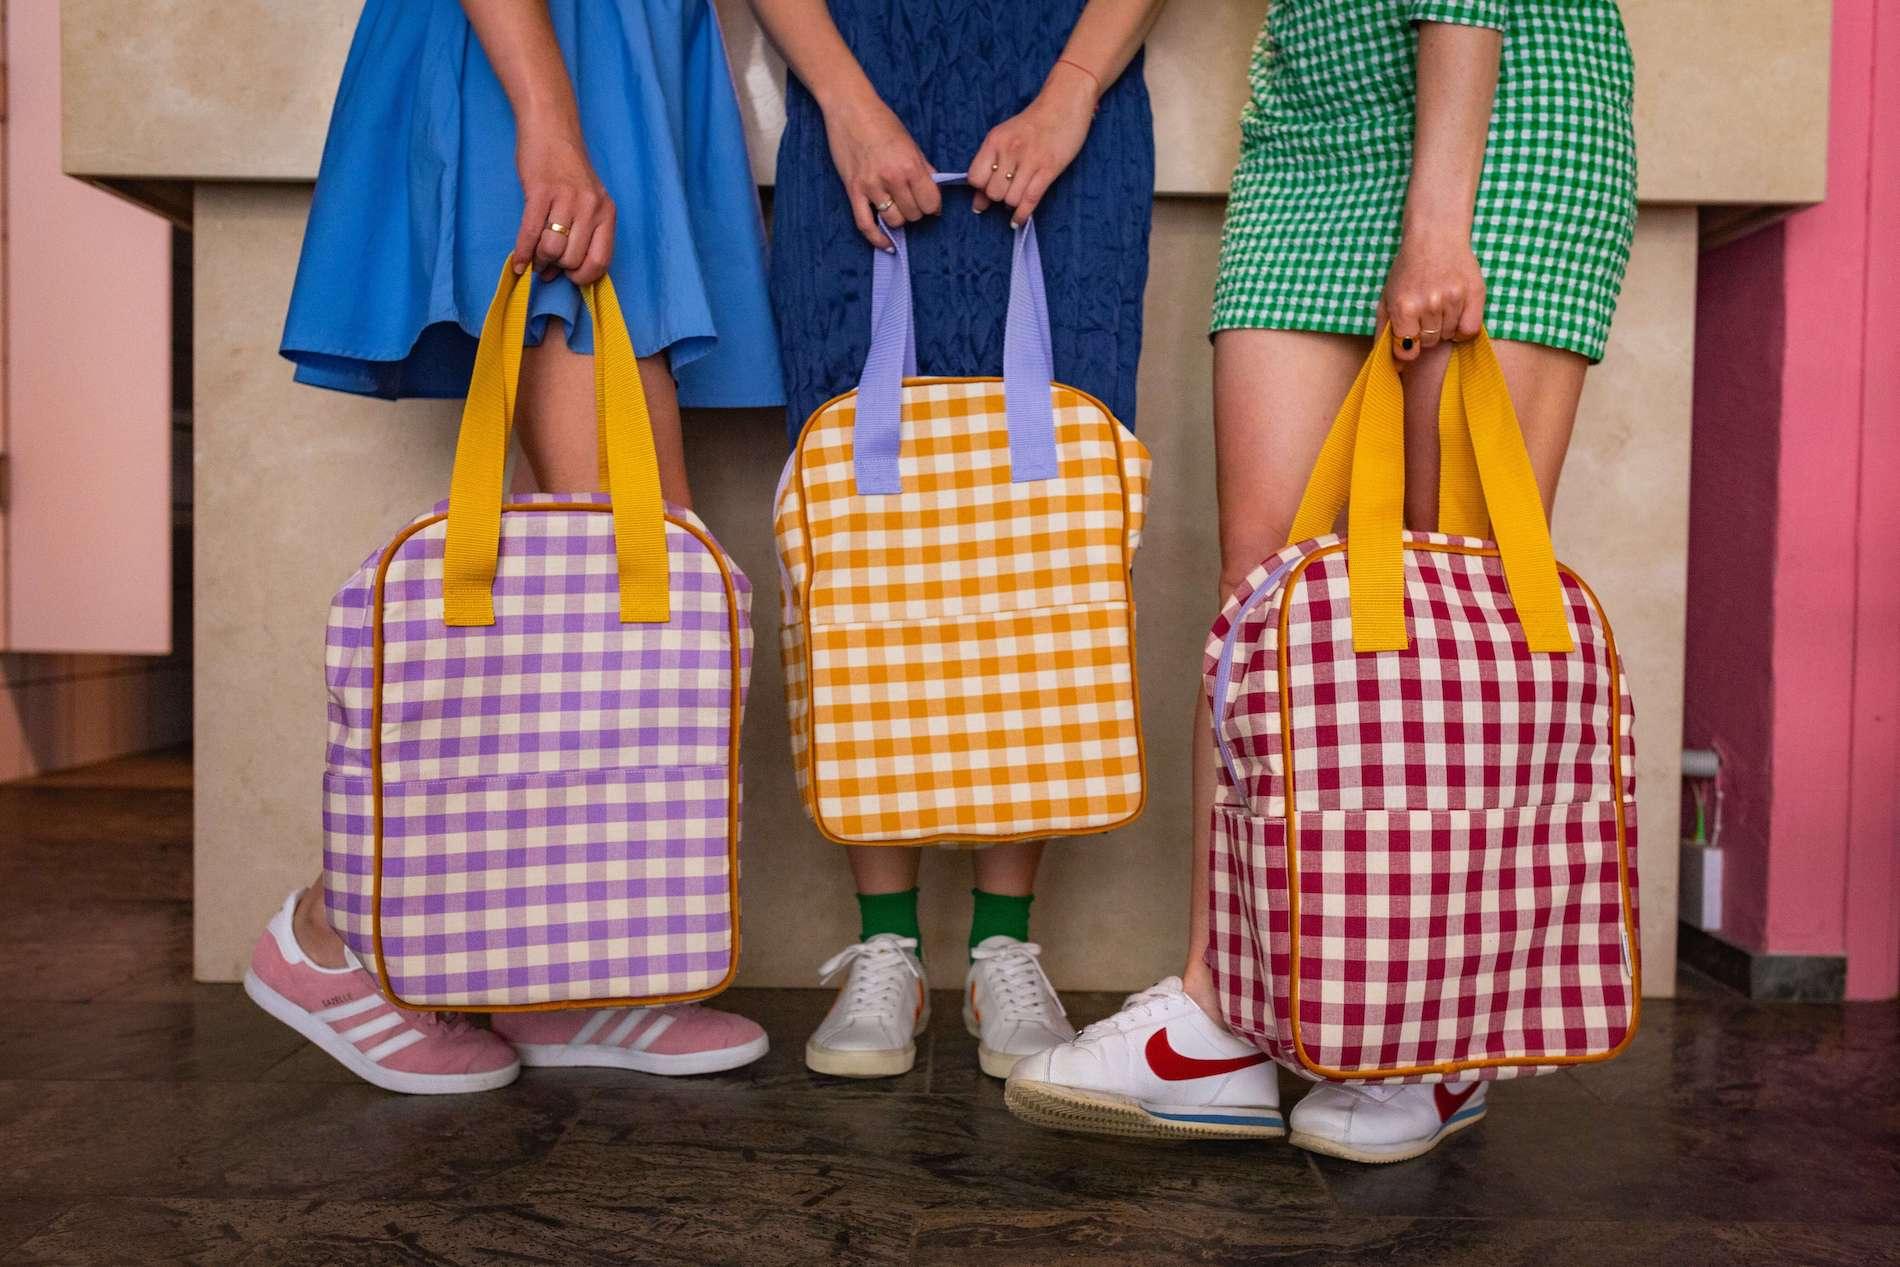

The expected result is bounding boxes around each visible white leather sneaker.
[805,934,930,1078]
[963,936,1075,1078]
[1003,977,1284,1140]
[1288,1080,1488,1163]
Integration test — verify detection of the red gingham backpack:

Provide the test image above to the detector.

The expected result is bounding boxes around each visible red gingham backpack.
[1205,332,1639,1085]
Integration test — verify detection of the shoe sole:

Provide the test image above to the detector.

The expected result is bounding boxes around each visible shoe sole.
[1004,1079,1286,1141]
[243,971,519,1096]
[1288,1104,1487,1164]
[805,1005,930,1079]
[977,1044,1023,1079]
[804,1041,917,1078]
[511,1033,769,1076]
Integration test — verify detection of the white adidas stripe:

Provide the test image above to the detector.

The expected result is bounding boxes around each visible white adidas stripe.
[365,1029,426,1062]
[627,1012,674,1053]
[341,1011,402,1044]
[572,1009,619,1046]
[604,1010,649,1047]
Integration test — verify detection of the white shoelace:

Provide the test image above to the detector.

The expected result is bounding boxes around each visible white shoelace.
[818,935,924,1018]
[970,940,1067,1023]
[1076,978,1182,1042]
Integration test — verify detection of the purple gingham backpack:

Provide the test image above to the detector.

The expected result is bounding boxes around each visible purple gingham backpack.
[1205,332,1640,1085]
[321,265,751,1012]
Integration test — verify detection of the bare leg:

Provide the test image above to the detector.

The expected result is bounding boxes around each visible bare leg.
[1179,331,1588,1024]
[1398,338,1581,526]
[1179,330,1370,1018]
[971,840,1046,897]
[511,326,692,507]
[1488,339,1586,511]
[293,880,349,968]
[305,329,696,965]
[847,845,923,896]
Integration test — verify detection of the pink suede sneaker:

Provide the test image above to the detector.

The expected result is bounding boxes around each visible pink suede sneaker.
[243,890,519,1095]
[492,1003,768,1076]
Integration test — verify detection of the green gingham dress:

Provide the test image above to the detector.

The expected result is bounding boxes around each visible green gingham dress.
[1212,0,1637,361]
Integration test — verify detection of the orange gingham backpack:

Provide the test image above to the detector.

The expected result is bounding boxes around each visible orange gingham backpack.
[774,175,1151,845]
[1205,331,1640,1084]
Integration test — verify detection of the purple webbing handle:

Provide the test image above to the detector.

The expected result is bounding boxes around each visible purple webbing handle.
[853,172,1059,495]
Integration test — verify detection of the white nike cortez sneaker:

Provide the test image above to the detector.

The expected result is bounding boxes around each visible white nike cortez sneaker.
[1288,1080,1488,1163]
[963,936,1076,1078]
[805,934,930,1078]
[1004,977,1284,1140]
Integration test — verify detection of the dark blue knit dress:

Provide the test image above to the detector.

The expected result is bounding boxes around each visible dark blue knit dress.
[769,0,1154,442]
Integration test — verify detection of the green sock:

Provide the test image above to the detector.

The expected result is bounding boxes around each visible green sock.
[969,888,1033,958]
[857,887,922,958]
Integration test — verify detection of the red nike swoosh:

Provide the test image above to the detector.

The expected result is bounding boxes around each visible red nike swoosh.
[1434,1082,1480,1121]
[1144,1028,1270,1082]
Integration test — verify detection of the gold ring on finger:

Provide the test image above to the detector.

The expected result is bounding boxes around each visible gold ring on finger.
[1421,328,1440,337]
[874,198,895,213]
[546,221,571,237]
[1003,170,1016,181]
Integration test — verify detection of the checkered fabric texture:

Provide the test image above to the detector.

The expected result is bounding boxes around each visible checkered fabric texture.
[323,494,752,1009]
[1204,532,1639,1083]
[776,379,1150,844]
[1210,1,1637,362]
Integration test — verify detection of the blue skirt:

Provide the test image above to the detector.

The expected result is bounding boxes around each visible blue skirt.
[770,0,1153,440]
[282,0,782,408]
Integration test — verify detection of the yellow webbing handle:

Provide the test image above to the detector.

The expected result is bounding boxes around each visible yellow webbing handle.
[1286,331,1409,651]
[1435,347,1489,539]
[442,266,531,627]
[442,263,670,626]
[1341,334,1411,651]
[1451,331,1572,652]
[584,276,671,624]
[1287,349,1376,544]
[1284,328,1573,654]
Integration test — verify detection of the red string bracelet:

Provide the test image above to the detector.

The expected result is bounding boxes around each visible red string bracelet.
[1054,57,1103,108]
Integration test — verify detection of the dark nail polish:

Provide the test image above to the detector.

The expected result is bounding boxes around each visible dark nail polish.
[1401,337,1415,351]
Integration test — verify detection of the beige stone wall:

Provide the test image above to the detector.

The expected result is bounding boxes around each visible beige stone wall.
[66,1,1832,204]
[191,184,1692,990]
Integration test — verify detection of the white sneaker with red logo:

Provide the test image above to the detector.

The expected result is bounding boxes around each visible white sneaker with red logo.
[963,936,1075,1078]
[804,934,930,1078]
[1288,1080,1488,1163]
[243,891,520,1095]
[1003,977,1284,1139]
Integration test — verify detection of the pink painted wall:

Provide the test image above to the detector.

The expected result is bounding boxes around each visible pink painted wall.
[3,0,173,654]
[1769,0,1883,971]
[0,0,186,779]
[1839,1,1900,1001]
[1682,223,1783,955]
[1685,0,1900,998]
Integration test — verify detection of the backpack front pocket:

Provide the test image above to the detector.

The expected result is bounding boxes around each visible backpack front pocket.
[1283,798,1637,1080]
[325,763,737,1010]
[806,601,1143,843]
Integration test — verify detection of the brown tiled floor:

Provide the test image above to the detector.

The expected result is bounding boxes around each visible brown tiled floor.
[2,754,1897,1265]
